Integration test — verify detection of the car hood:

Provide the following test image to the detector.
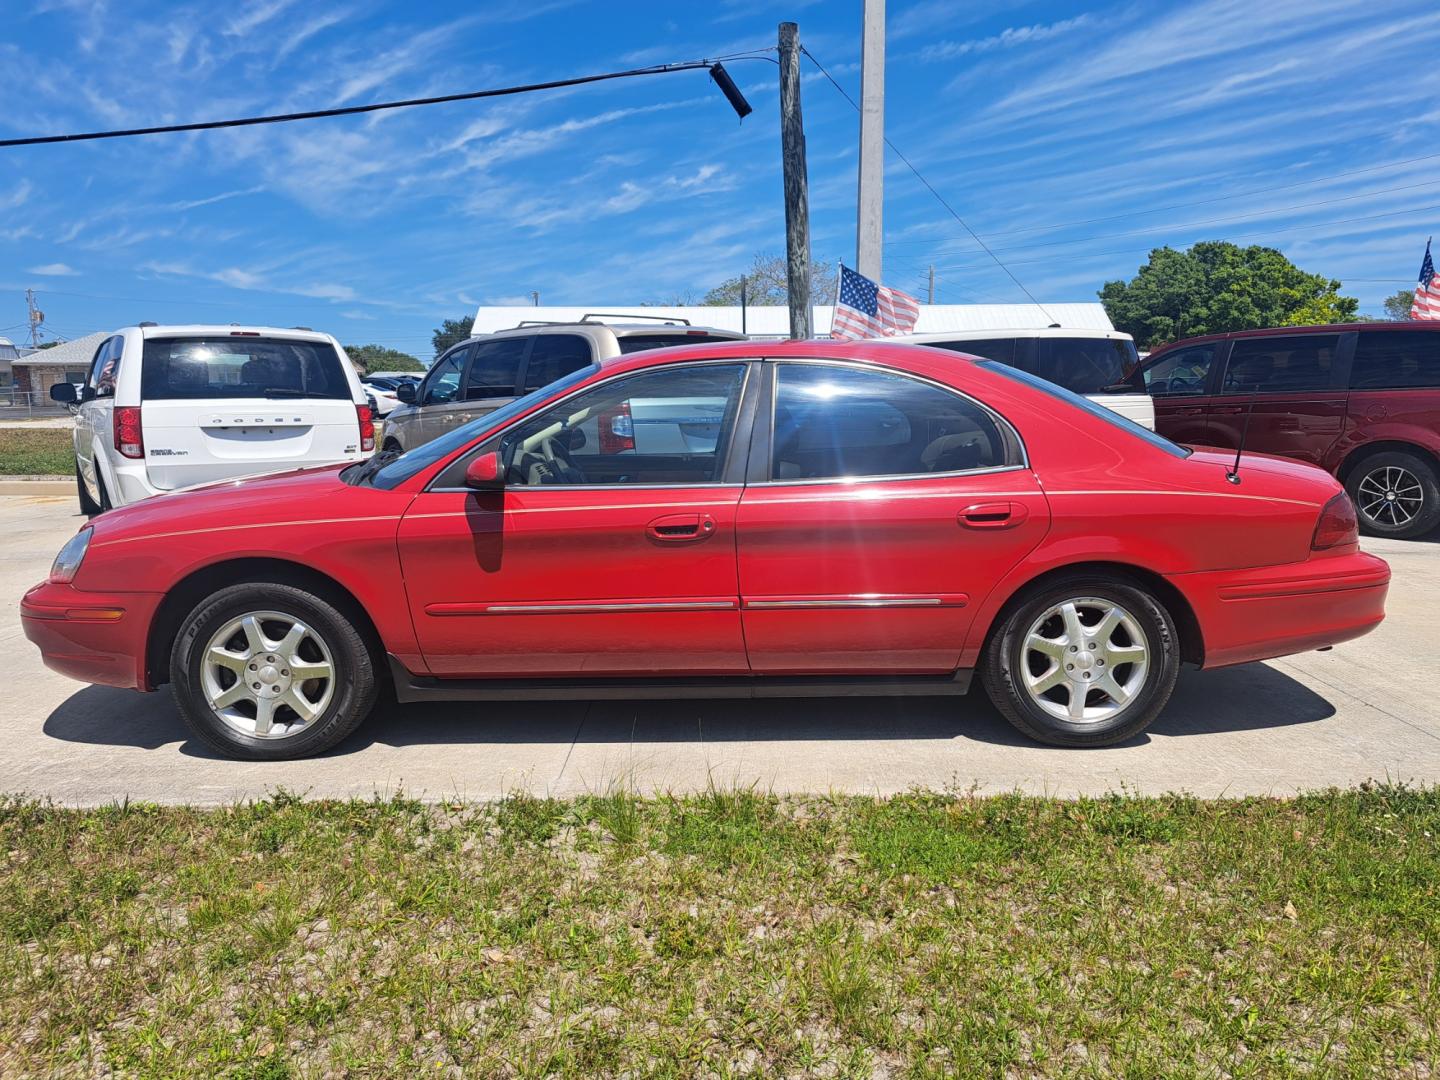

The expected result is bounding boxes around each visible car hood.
[85,462,395,545]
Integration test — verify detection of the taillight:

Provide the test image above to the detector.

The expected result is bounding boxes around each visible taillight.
[113,406,143,459]
[1312,492,1358,550]
[356,404,375,453]
[599,401,635,454]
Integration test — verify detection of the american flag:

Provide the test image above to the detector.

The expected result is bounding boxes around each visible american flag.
[1411,239,1440,320]
[829,264,921,339]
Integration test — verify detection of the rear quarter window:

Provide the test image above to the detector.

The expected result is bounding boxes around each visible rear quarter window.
[1349,331,1440,389]
[1036,337,1139,394]
[140,338,351,400]
[616,334,741,354]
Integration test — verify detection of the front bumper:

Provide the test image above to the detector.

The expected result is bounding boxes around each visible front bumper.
[21,581,163,690]
[1168,551,1390,669]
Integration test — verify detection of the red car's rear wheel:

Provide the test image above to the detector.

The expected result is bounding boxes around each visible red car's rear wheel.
[982,575,1180,747]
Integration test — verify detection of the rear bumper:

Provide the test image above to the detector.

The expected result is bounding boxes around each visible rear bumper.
[1169,552,1390,669]
[20,581,162,690]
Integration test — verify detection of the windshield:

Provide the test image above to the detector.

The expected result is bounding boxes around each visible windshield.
[140,337,351,400]
[978,361,1191,459]
[368,363,600,489]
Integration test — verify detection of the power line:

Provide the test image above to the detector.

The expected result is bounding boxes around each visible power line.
[0,52,773,148]
[800,46,1057,323]
[882,150,1440,248]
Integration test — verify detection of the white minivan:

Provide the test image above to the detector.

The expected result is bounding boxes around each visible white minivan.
[52,324,374,513]
[889,327,1155,430]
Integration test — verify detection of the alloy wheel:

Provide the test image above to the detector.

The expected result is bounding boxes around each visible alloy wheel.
[200,611,335,739]
[1020,597,1149,723]
[1355,465,1424,529]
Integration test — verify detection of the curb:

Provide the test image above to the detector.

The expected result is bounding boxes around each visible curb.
[0,478,72,496]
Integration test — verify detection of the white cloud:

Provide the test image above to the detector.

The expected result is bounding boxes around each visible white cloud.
[0,181,32,211]
[225,0,300,37]
[27,263,79,276]
[168,187,266,212]
[921,16,1093,62]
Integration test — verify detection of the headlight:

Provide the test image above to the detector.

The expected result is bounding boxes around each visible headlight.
[49,527,92,584]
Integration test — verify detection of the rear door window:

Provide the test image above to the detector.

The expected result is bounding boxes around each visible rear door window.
[1223,335,1340,393]
[139,337,351,400]
[1036,337,1139,393]
[771,363,1016,480]
[521,334,593,393]
[87,336,121,398]
[1349,331,1440,389]
[464,338,528,400]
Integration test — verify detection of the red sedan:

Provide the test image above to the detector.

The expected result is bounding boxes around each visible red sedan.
[23,341,1389,760]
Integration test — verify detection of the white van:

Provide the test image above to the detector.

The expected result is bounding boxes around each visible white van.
[52,325,374,513]
[889,327,1155,430]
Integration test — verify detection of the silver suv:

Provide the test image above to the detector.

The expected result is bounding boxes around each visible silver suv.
[383,316,746,453]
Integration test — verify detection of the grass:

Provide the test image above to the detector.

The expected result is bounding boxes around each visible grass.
[1,784,1437,1077]
[0,427,74,476]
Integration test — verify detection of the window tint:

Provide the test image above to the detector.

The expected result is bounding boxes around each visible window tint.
[422,346,469,405]
[500,364,746,486]
[1036,337,1138,393]
[522,334,593,393]
[139,337,351,400]
[465,338,527,399]
[1349,331,1440,389]
[1223,335,1339,394]
[928,338,1016,364]
[616,333,740,354]
[1142,345,1215,397]
[772,364,1012,481]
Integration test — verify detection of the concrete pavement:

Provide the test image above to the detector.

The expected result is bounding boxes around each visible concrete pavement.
[3,492,1437,806]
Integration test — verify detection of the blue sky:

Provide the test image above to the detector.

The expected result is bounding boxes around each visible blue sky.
[2,0,1437,358]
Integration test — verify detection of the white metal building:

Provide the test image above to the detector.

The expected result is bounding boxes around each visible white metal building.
[470,303,1113,339]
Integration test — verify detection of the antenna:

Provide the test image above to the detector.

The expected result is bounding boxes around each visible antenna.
[1226,385,1259,485]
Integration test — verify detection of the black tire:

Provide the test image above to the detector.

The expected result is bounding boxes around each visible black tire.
[169,582,377,760]
[1344,450,1440,540]
[94,469,113,513]
[75,463,102,517]
[382,437,403,455]
[980,575,1180,747]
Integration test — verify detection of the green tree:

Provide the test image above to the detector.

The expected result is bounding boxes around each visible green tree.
[343,344,425,374]
[702,252,839,306]
[1099,242,1359,349]
[431,316,475,358]
[1383,290,1415,320]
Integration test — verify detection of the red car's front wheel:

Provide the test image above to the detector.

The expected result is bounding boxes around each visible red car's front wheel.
[982,575,1180,747]
[170,583,377,760]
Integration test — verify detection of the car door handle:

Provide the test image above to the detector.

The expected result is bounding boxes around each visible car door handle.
[1211,405,1245,415]
[646,513,717,542]
[958,502,1028,529]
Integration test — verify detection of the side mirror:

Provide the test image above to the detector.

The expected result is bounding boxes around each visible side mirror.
[395,382,417,404]
[464,451,503,490]
[49,383,78,403]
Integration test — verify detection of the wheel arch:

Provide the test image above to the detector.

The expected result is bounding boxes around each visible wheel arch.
[1336,440,1440,483]
[145,558,385,689]
[977,560,1205,668]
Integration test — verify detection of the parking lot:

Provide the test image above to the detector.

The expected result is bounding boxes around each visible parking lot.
[3,491,1437,807]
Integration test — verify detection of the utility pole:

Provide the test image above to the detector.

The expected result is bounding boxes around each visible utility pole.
[739,276,748,336]
[927,265,935,305]
[856,0,885,281]
[25,288,43,347]
[778,21,812,339]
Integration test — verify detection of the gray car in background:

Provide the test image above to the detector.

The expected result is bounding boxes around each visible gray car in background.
[382,316,746,453]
